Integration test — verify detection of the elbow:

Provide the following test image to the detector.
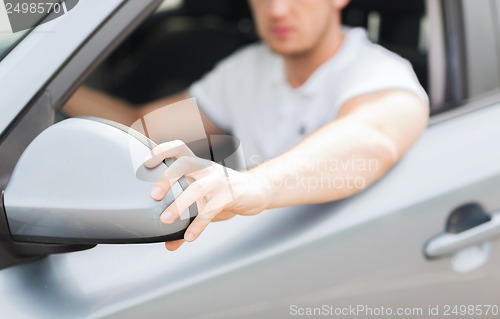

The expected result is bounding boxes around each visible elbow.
[373,92,429,166]
[378,136,401,172]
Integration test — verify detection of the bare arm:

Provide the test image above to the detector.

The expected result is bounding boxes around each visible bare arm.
[64,86,138,126]
[137,92,225,136]
[145,89,429,250]
[64,87,225,135]
[248,89,429,207]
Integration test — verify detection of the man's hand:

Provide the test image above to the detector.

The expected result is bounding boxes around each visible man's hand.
[144,90,428,251]
[144,140,270,251]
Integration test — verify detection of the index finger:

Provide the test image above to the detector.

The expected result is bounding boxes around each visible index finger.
[144,140,195,168]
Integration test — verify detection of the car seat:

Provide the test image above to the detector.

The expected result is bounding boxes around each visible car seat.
[343,0,428,91]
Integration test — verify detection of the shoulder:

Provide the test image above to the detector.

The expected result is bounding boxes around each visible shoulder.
[330,27,428,106]
[342,27,414,76]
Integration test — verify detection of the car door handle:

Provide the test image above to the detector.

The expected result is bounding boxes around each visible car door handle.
[425,212,500,259]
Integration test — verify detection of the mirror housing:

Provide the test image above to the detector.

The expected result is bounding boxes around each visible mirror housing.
[2,118,197,245]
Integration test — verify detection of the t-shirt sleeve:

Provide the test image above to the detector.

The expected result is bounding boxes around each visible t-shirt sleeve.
[187,53,240,133]
[334,47,429,111]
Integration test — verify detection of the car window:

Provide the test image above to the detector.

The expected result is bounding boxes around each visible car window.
[80,0,256,106]
[0,0,64,61]
[431,0,500,116]
[73,0,431,121]
[462,0,500,100]
[343,0,429,95]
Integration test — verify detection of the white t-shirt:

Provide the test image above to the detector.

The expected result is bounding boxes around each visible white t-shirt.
[188,27,428,168]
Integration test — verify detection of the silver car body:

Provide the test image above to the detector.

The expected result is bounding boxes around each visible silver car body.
[1,0,500,318]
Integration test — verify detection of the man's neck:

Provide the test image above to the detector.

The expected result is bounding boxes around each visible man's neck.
[284,26,344,89]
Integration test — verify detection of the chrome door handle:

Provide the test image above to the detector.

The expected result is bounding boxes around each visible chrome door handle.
[425,213,500,259]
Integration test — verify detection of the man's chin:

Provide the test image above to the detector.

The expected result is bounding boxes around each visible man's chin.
[266,42,310,58]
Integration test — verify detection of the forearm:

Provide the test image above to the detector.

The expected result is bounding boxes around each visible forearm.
[248,119,397,208]
[65,86,139,126]
[65,89,224,136]
[247,91,429,209]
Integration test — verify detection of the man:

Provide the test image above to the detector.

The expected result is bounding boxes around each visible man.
[65,0,429,251]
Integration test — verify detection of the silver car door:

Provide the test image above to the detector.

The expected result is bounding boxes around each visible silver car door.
[3,1,500,319]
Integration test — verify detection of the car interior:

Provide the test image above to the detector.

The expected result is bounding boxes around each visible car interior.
[85,0,429,106]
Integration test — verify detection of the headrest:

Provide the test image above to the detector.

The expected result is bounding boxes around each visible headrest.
[181,0,252,21]
[344,0,425,16]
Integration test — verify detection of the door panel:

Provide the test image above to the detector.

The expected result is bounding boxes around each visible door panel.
[2,1,500,318]
[1,98,497,318]
[100,100,500,319]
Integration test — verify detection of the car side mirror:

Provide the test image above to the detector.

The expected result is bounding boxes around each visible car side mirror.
[1,118,197,245]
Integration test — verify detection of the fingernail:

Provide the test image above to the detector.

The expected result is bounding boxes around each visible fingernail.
[161,211,174,224]
[185,232,195,242]
[151,186,163,199]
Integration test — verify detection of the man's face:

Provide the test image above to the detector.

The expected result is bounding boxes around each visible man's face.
[248,0,347,57]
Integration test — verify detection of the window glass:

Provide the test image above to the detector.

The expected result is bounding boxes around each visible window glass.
[0,18,28,62]
[0,0,65,61]
[461,0,500,100]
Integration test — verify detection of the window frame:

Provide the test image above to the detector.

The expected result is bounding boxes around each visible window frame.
[0,0,163,269]
[429,0,500,125]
